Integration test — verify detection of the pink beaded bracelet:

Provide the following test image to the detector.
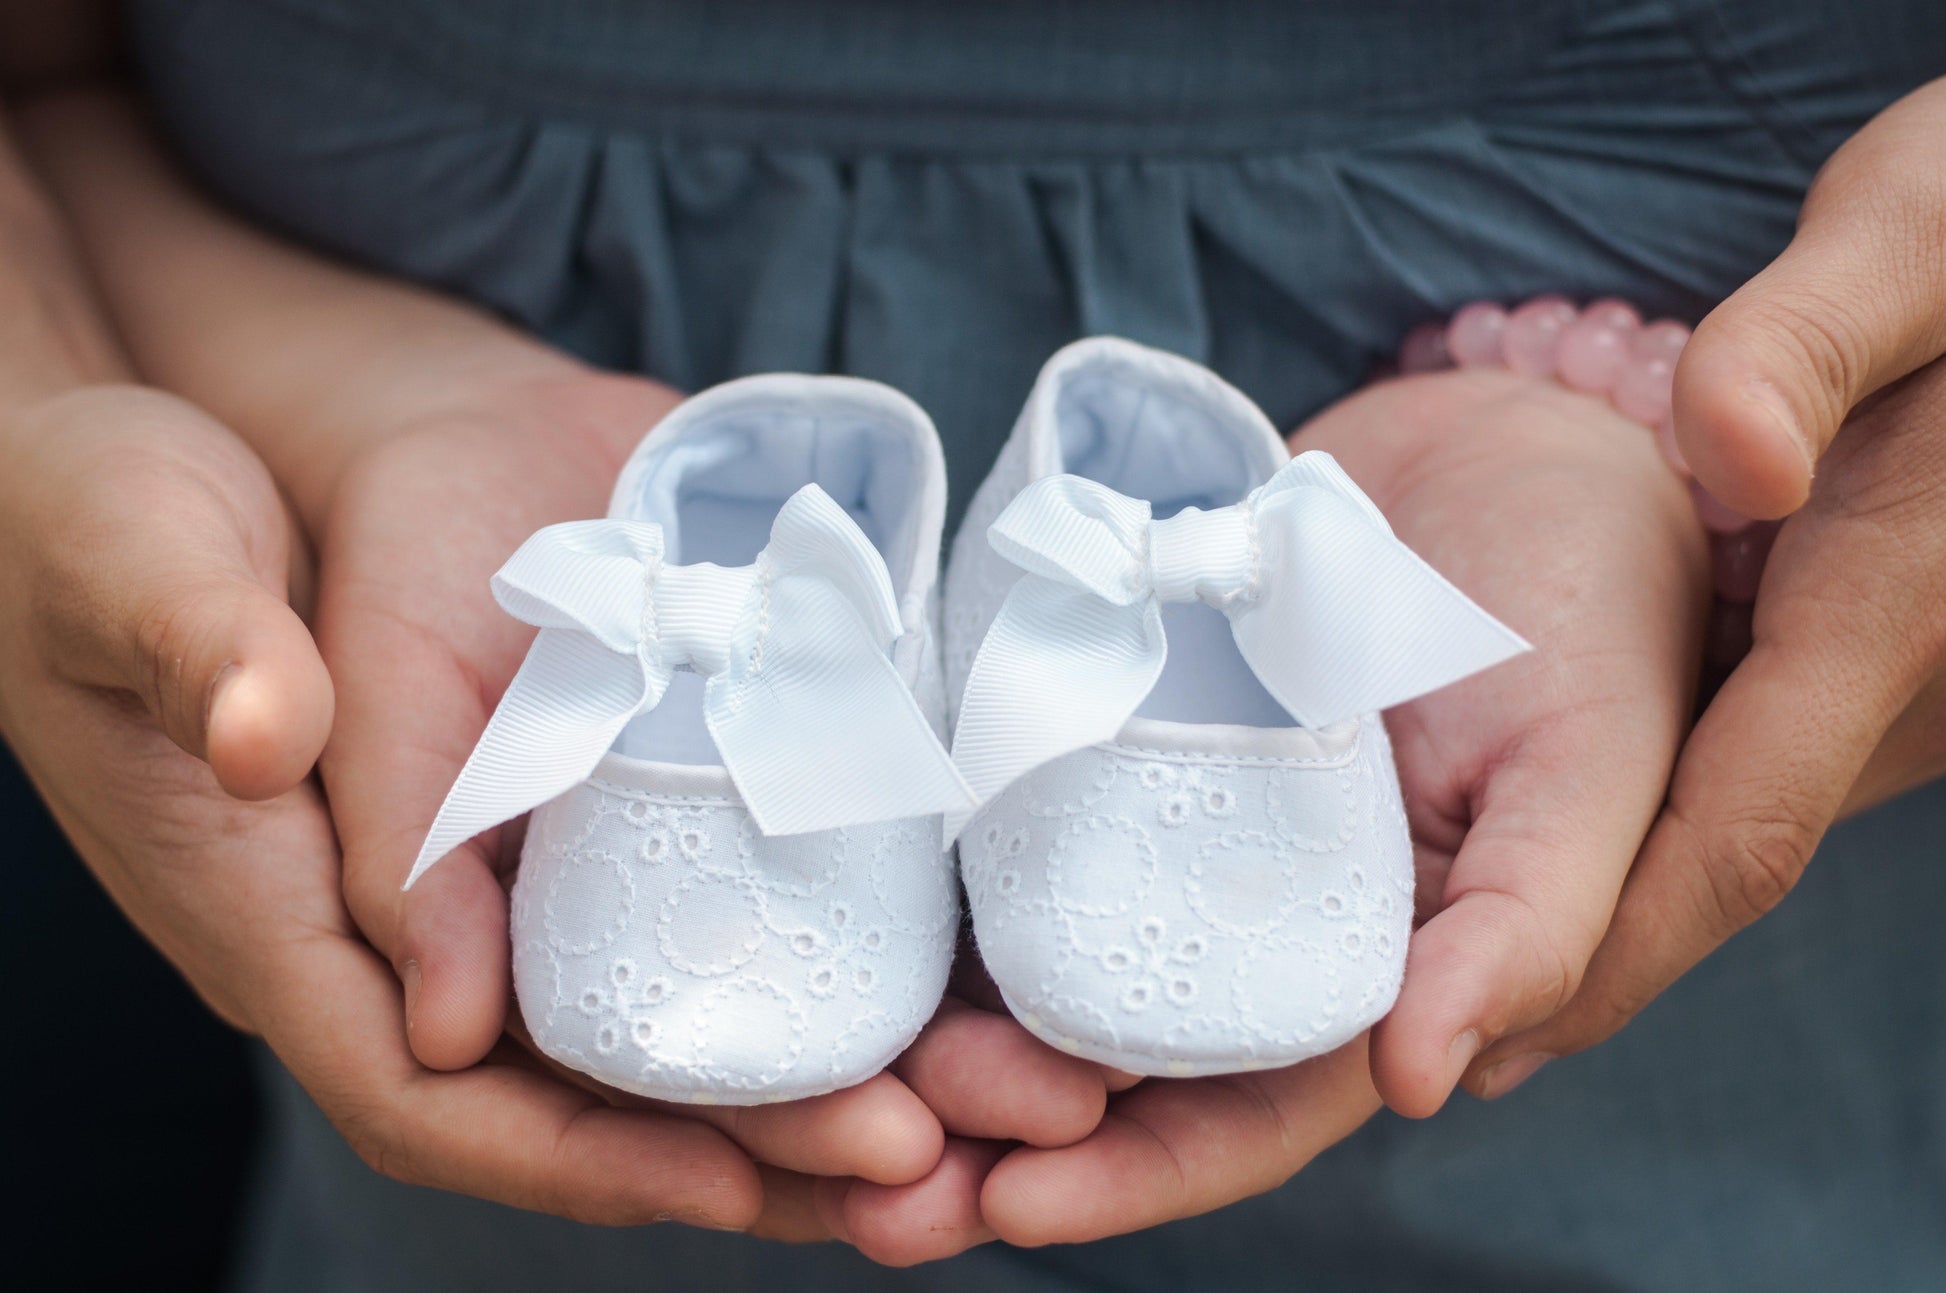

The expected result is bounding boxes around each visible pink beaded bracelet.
[1397,296,1779,667]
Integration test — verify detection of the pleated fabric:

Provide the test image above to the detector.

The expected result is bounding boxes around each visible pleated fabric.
[131,0,1943,529]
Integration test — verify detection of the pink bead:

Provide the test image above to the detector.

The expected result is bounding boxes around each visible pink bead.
[1691,481,1754,534]
[1705,601,1754,667]
[1582,298,1642,333]
[1631,319,1690,363]
[1557,314,1633,393]
[1612,355,1675,426]
[1710,521,1781,603]
[1447,302,1509,368]
[1501,295,1578,377]
[1653,414,1690,477]
[1398,321,1452,374]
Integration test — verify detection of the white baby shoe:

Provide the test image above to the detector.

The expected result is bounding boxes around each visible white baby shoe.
[944,337,1528,1077]
[410,375,975,1104]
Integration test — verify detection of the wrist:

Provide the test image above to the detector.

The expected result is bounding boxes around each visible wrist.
[1397,296,1772,674]
[0,189,127,413]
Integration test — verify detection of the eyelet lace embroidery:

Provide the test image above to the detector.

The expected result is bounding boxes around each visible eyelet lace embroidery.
[512,780,956,1101]
[961,719,1414,1067]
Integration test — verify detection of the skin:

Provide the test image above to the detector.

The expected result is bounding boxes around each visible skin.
[1470,76,1946,1094]
[6,2,1944,1260]
[19,85,1111,1265]
[982,364,1711,1243]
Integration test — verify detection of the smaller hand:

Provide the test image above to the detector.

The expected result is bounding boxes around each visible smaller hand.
[1476,76,1946,1084]
[971,364,1709,1243]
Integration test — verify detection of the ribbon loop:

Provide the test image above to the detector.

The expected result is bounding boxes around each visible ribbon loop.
[946,451,1531,842]
[408,485,973,889]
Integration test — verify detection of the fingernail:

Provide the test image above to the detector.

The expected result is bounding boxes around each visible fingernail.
[401,960,422,1033]
[1477,1052,1553,1100]
[1746,377,1814,473]
[1447,1027,1483,1072]
[672,1208,745,1233]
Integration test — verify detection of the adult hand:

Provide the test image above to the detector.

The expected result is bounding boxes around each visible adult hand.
[977,365,1711,1243]
[0,386,775,1229]
[22,87,1117,1263]
[1473,78,1946,1086]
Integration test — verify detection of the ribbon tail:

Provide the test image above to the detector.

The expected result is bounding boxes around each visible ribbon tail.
[946,577,1165,843]
[707,573,974,837]
[404,628,654,889]
[1232,490,1531,729]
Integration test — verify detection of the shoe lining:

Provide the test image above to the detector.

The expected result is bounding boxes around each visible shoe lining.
[1055,368,1294,728]
[613,404,925,765]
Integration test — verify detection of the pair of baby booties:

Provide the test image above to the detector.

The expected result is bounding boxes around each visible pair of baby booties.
[408,337,1528,1104]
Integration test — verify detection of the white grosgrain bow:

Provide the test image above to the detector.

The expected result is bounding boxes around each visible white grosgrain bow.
[407,485,973,888]
[946,451,1530,841]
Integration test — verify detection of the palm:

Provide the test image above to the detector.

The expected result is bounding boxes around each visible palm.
[979,367,1710,1242]
[313,369,1110,1260]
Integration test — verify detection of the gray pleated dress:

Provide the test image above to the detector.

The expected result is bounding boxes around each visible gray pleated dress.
[125,2,1946,1288]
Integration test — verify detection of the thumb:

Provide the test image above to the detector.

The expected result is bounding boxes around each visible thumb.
[27,390,334,799]
[125,571,334,800]
[1673,76,1946,518]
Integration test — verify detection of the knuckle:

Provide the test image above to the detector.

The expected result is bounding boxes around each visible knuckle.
[1508,891,1588,1021]
[129,584,218,735]
[1703,818,1817,934]
[1570,981,1651,1052]
[340,1107,422,1188]
[1738,285,1876,410]
[1457,881,1589,1028]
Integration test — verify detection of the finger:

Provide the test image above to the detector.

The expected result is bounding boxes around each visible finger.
[319,471,534,1069]
[892,997,1109,1147]
[1478,391,1946,1082]
[388,832,513,1071]
[1673,77,1946,516]
[502,1004,945,1185]
[690,1074,944,1186]
[23,391,333,799]
[745,1166,838,1245]
[259,925,763,1230]
[820,1138,1004,1267]
[1846,663,1946,816]
[980,1038,1379,1246]
[1369,671,1687,1117]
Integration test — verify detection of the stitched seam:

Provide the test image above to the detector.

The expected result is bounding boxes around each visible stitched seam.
[585,779,741,807]
[1099,729,1361,769]
[639,548,661,667]
[1232,496,1263,610]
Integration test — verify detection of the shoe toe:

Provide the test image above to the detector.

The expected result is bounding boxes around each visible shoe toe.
[963,720,1413,1076]
[511,777,957,1103]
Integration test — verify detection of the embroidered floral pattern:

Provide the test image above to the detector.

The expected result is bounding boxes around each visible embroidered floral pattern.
[512,776,955,1103]
[958,719,1416,1075]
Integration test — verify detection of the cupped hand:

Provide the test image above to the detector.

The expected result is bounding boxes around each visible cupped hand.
[1475,77,1946,1082]
[15,82,1114,1258]
[0,385,785,1229]
[319,365,1119,1262]
[977,363,1710,1244]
